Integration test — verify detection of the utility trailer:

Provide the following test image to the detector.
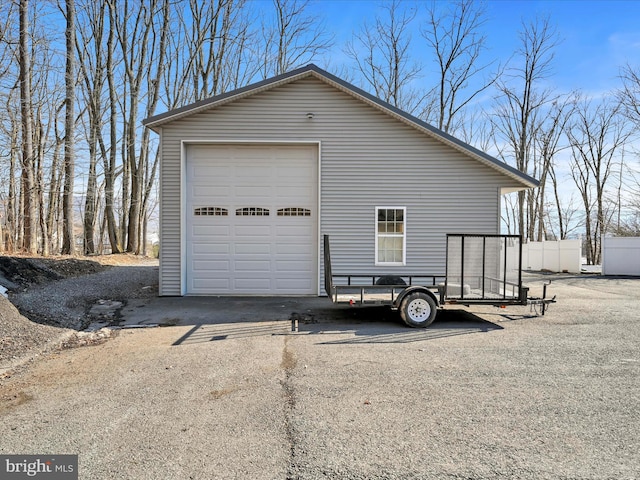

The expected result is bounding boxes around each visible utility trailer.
[323,234,555,328]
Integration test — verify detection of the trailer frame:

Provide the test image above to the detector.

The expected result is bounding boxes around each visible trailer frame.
[323,234,555,327]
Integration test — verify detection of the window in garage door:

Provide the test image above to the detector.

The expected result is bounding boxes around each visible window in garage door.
[278,207,311,216]
[194,207,228,216]
[236,207,270,216]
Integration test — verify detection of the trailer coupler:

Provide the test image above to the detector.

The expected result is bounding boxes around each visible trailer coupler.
[527,281,556,315]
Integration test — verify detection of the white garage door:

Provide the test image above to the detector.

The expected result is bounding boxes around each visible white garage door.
[186,144,318,295]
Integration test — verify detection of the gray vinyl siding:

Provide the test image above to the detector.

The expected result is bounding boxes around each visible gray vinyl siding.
[156,77,525,295]
[158,127,183,294]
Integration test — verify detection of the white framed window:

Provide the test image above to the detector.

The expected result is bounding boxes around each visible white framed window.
[375,207,406,265]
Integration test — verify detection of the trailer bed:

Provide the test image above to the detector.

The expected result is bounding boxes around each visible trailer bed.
[323,234,555,327]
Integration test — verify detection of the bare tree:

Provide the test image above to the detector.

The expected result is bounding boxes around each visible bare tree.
[46,103,65,254]
[421,0,499,134]
[262,0,332,77]
[18,0,38,254]
[611,161,640,236]
[567,97,631,264]
[1,91,20,252]
[0,2,14,79]
[492,17,559,239]
[617,63,640,230]
[163,0,262,107]
[532,94,576,240]
[618,63,640,125]
[31,41,63,257]
[0,2,17,251]
[345,0,423,114]
[111,0,170,254]
[185,0,254,100]
[104,1,122,253]
[61,0,76,255]
[76,0,110,254]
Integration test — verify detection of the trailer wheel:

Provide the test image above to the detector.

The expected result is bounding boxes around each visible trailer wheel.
[400,292,437,328]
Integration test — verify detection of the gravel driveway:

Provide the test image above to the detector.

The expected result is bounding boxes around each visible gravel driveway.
[1,274,639,479]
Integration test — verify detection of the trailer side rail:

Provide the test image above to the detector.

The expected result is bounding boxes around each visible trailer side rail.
[323,234,554,313]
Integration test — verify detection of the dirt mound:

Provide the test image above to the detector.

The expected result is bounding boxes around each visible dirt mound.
[0,256,107,291]
[0,253,157,374]
[0,295,70,369]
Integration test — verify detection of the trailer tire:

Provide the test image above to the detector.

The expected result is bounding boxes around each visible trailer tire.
[400,292,437,328]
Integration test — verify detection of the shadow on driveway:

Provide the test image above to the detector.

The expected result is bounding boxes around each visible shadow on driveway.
[161,298,504,346]
[310,309,503,345]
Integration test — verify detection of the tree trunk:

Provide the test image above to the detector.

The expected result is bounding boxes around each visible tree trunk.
[19,0,37,254]
[83,146,97,254]
[105,1,122,253]
[61,0,76,255]
[6,112,18,252]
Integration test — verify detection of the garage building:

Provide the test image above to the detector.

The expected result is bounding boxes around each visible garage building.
[143,64,537,296]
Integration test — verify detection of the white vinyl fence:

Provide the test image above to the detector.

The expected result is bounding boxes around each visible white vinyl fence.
[522,239,582,273]
[602,236,640,276]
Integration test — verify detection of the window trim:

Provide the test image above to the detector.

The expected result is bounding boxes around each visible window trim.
[375,206,406,266]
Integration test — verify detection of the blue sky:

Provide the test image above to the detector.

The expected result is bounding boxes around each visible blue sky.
[309,0,640,96]
[299,0,640,234]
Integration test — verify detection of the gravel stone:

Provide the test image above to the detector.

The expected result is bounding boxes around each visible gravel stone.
[10,264,159,329]
[0,296,70,370]
[0,256,158,372]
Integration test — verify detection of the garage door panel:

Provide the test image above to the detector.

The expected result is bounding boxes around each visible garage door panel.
[276,185,313,197]
[234,243,271,254]
[194,279,231,289]
[192,260,230,272]
[234,260,271,271]
[234,225,272,236]
[275,244,311,255]
[235,186,272,198]
[234,278,272,290]
[276,279,314,291]
[276,261,314,272]
[276,164,311,174]
[192,225,231,236]
[192,166,232,180]
[236,166,272,179]
[276,224,313,236]
[186,144,317,295]
[193,185,231,198]
[192,243,230,255]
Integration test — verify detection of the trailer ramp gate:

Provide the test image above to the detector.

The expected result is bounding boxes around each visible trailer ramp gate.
[443,234,526,305]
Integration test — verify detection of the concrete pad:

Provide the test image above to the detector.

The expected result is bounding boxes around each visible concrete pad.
[120,295,366,327]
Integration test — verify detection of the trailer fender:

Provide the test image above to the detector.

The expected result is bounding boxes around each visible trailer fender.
[394,286,439,310]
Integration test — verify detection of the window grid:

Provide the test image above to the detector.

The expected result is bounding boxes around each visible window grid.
[277,207,311,217]
[376,207,406,265]
[235,207,270,216]
[194,207,228,216]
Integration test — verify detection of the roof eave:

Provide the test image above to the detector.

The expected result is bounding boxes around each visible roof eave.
[144,64,539,190]
[143,65,316,129]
